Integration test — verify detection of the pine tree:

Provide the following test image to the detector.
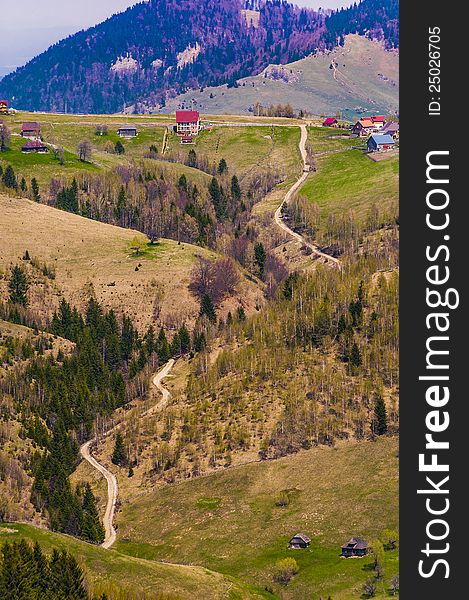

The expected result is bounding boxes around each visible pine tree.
[217,158,228,174]
[209,177,224,219]
[115,140,125,154]
[231,175,241,201]
[200,293,217,323]
[349,342,362,368]
[157,328,171,363]
[31,177,40,202]
[20,177,27,192]
[81,483,105,544]
[374,396,388,435]
[112,432,127,466]
[178,324,191,354]
[2,164,17,190]
[254,242,266,277]
[8,265,29,307]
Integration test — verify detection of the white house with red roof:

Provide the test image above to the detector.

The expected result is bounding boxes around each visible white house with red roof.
[0,100,8,114]
[175,111,201,137]
[370,115,386,129]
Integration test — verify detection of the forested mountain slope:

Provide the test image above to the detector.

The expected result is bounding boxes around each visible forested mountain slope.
[0,0,399,113]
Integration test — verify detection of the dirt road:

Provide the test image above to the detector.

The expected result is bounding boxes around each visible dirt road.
[274,125,340,267]
[79,359,175,549]
[80,440,118,549]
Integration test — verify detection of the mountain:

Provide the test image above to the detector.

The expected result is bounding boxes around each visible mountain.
[0,0,399,114]
[164,34,399,119]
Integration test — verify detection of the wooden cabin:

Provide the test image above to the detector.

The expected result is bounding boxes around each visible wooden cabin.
[22,139,49,154]
[21,122,41,138]
[176,110,201,136]
[118,125,138,138]
[289,533,311,549]
[341,537,369,557]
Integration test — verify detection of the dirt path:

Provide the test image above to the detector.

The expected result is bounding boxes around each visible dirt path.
[79,359,175,549]
[80,440,118,549]
[274,125,340,267]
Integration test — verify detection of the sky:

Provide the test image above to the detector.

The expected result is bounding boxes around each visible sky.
[0,0,350,78]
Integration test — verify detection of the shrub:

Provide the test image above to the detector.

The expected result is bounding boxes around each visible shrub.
[273,557,299,585]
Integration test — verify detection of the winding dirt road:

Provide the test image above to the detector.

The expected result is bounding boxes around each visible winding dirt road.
[79,359,175,549]
[80,440,118,549]
[274,125,340,267]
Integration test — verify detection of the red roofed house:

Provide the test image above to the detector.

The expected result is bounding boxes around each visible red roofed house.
[22,139,49,154]
[21,122,41,139]
[0,100,8,114]
[175,111,201,138]
[370,115,386,129]
[323,117,338,127]
[352,118,374,137]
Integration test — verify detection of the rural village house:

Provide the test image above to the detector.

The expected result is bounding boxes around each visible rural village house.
[381,121,399,139]
[323,117,338,127]
[176,110,201,142]
[0,100,8,114]
[352,115,386,136]
[22,139,49,154]
[352,118,374,137]
[367,134,396,153]
[289,533,311,549]
[21,122,41,138]
[118,125,138,137]
[341,537,369,557]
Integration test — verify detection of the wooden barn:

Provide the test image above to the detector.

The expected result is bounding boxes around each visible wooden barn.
[323,117,338,127]
[367,134,396,153]
[341,537,369,557]
[22,139,49,154]
[288,533,311,549]
[21,122,41,138]
[176,110,201,136]
[118,125,138,138]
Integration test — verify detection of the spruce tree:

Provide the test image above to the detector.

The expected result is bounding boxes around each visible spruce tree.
[115,140,125,154]
[112,432,127,466]
[2,164,17,190]
[200,293,217,323]
[254,242,266,277]
[231,175,241,201]
[374,396,388,435]
[31,177,40,202]
[157,327,171,363]
[8,265,29,307]
[217,158,228,174]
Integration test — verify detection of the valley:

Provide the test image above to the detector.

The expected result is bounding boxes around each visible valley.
[1,109,399,598]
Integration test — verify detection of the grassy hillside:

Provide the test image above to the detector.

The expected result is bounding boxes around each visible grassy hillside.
[300,144,399,224]
[0,195,262,331]
[115,438,399,600]
[0,524,269,600]
[163,35,399,120]
[165,125,302,182]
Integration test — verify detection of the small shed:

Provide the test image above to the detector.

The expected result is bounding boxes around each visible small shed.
[21,122,41,138]
[180,135,194,145]
[367,134,396,153]
[341,537,369,557]
[323,117,338,127]
[289,533,311,549]
[118,125,138,137]
[22,139,49,154]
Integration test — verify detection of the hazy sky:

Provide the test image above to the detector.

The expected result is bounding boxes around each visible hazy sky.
[0,0,350,77]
